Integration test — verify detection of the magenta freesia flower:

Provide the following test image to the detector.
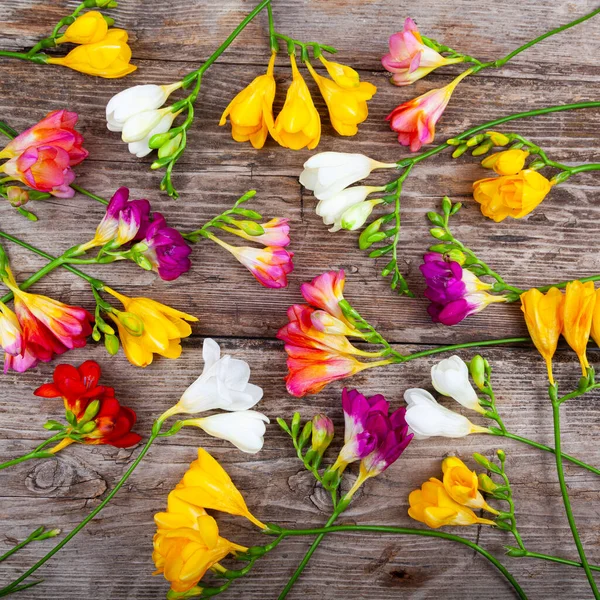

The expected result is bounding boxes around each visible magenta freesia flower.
[252,218,291,247]
[386,71,470,151]
[382,18,463,86]
[332,388,391,471]
[135,213,192,281]
[232,246,294,288]
[89,187,151,248]
[420,253,506,325]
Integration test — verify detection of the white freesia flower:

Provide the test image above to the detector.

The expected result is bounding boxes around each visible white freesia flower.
[404,388,489,439]
[127,112,179,158]
[170,338,263,415]
[121,108,176,144]
[431,355,484,413]
[300,152,395,201]
[316,186,383,232]
[185,411,269,454]
[106,82,182,132]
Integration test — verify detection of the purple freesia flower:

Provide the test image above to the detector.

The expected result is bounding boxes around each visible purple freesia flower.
[331,388,390,471]
[92,187,151,248]
[361,406,413,477]
[136,213,192,281]
[419,253,503,326]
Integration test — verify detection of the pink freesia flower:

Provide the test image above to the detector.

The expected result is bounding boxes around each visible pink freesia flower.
[0,110,87,164]
[225,218,291,247]
[300,270,348,323]
[1,146,77,197]
[386,70,470,151]
[382,18,463,86]
[231,246,294,288]
[0,302,23,357]
[0,110,88,198]
[2,270,93,373]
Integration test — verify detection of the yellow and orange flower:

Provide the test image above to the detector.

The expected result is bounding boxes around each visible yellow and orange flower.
[520,287,564,384]
[408,478,496,529]
[473,169,553,222]
[273,54,321,150]
[220,52,277,149]
[48,29,136,78]
[562,280,596,375]
[104,286,197,368]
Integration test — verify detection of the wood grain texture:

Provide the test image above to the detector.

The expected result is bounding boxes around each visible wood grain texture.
[1,0,600,598]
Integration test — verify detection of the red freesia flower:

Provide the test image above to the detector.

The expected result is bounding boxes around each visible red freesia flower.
[35,360,141,449]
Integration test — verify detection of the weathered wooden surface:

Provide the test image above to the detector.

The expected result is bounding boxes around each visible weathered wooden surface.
[1,0,600,598]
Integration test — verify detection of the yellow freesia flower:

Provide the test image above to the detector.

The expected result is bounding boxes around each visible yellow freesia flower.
[56,11,108,45]
[318,55,360,88]
[563,280,596,375]
[104,286,197,367]
[481,149,529,176]
[48,29,136,78]
[219,52,276,149]
[153,490,246,594]
[408,478,496,529]
[442,457,499,514]
[473,169,553,222]
[590,289,600,348]
[306,61,376,137]
[174,448,266,529]
[273,54,320,150]
[520,287,564,384]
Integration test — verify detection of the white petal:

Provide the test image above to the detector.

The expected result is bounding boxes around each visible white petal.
[106,84,170,127]
[198,411,269,454]
[121,109,165,143]
[226,383,264,411]
[431,356,480,411]
[126,113,176,158]
[299,168,318,191]
[202,338,221,370]
[223,357,251,391]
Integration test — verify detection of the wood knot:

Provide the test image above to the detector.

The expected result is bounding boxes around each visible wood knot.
[25,455,107,498]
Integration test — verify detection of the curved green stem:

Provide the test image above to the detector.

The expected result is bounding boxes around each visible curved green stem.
[397,102,600,169]
[495,431,600,476]
[0,451,53,471]
[520,549,600,572]
[277,525,527,599]
[0,421,164,597]
[551,399,600,598]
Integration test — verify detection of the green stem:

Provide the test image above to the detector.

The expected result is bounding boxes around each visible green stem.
[567,164,600,175]
[278,525,526,599]
[0,422,164,597]
[400,336,529,362]
[521,550,600,573]
[491,7,600,68]
[0,232,102,303]
[267,3,278,52]
[278,503,346,600]
[536,274,600,294]
[397,102,600,168]
[191,0,272,78]
[551,399,600,598]
[497,431,600,476]
[71,184,108,206]
[0,50,48,65]
[0,451,53,471]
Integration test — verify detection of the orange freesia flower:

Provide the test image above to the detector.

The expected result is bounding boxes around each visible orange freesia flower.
[562,280,596,375]
[520,287,564,384]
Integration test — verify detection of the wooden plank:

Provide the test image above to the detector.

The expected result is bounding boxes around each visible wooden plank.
[1,0,600,598]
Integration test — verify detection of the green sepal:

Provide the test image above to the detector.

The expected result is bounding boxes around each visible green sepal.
[43,420,65,431]
[429,227,452,241]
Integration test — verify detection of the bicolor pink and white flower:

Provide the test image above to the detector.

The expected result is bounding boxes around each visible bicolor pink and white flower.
[386,71,470,151]
[0,302,23,357]
[231,246,294,289]
[382,18,463,86]
[226,218,291,247]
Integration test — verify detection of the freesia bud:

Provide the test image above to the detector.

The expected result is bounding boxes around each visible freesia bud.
[104,333,120,355]
[404,388,489,439]
[79,399,101,424]
[341,199,381,231]
[486,131,511,146]
[56,11,108,45]
[157,132,183,159]
[311,413,334,456]
[6,186,30,207]
[478,473,498,493]
[431,355,484,413]
[315,186,384,232]
[116,311,145,336]
[469,355,487,390]
[37,528,61,540]
[80,421,97,434]
[563,280,596,376]
[235,220,265,236]
[481,149,529,176]
[445,249,465,264]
